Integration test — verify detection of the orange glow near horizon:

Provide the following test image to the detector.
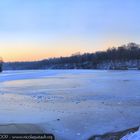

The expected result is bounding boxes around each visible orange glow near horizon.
[0,41,97,62]
[0,38,133,62]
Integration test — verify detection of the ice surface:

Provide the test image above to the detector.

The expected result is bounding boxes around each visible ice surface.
[0,70,140,140]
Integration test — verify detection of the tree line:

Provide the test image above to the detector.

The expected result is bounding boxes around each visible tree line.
[3,42,140,70]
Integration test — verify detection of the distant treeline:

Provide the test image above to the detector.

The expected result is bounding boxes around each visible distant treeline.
[3,42,140,70]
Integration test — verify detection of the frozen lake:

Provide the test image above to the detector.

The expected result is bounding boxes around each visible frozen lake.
[0,70,140,140]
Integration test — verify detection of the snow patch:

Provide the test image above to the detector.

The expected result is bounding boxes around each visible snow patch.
[121,128,140,140]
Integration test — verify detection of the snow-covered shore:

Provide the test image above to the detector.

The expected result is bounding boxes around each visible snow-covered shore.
[121,128,140,140]
[0,70,140,140]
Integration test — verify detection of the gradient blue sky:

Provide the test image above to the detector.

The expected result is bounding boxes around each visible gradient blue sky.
[0,0,139,61]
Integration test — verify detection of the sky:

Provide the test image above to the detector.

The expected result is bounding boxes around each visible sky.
[0,0,140,62]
